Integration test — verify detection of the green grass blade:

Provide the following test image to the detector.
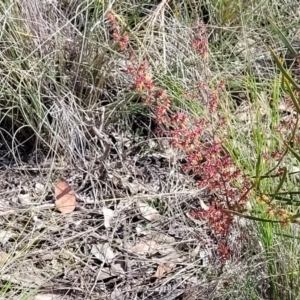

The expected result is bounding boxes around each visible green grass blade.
[224,210,281,223]
[284,78,300,114]
[268,18,297,55]
[255,152,262,189]
[287,145,300,163]
[271,167,287,200]
[270,195,300,205]
[269,47,300,91]
[269,191,300,196]
[275,233,300,240]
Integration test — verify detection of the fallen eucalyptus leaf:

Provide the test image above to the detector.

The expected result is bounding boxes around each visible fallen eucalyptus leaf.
[130,239,158,255]
[1,272,44,288]
[111,288,123,300]
[103,207,114,229]
[121,177,140,194]
[155,249,185,267]
[96,268,115,280]
[33,215,44,230]
[153,264,172,279]
[136,223,151,236]
[148,232,175,244]
[110,262,125,276]
[55,180,76,214]
[0,251,8,264]
[91,243,115,264]
[191,243,201,259]
[200,200,209,210]
[137,201,160,222]
[156,243,178,256]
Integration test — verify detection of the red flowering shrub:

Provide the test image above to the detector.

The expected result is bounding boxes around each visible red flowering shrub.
[108,13,253,260]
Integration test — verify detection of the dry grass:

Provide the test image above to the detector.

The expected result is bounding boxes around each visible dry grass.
[1,0,300,299]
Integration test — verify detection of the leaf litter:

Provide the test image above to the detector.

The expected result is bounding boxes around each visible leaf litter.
[0,134,265,299]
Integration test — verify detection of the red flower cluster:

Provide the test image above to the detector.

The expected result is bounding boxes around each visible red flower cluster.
[108,13,129,51]
[154,90,171,124]
[127,61,154,91]
[170,123,204,151]
[218,241,231,261]
[191,22,209,59]
[190,206,233,236]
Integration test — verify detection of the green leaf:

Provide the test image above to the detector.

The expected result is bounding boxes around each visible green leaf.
[268,18,297,55]
[271,167,287,201]
[287,145,300,163]
[284,78,300,114]
[224,209,281,223]
[275,233,300,240]
[255,152,262,189]
[269,191,300,196]
[272,196,300,206]
[269,47,300,91]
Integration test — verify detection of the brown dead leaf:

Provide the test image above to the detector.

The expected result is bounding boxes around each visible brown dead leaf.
[130,239,158,255]
[137,201,160,222]
[110,262,125,276]
[93,265,124,281]
[155,251,185,268]
[91,243,115,264]
[0,251,8,264]
[111,288,123,300]
[103,207,114,229]
[1,272,44,288]
[148,232,175,244]
[35,182,45,193]
[236,111,249,122]
[153,264,172,279]
[55,180,76,214]
[96,267,114,280]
